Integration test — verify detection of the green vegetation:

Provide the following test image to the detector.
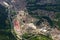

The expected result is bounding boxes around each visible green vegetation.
[10,10,16,16]
[54,12,60,28]
[26,0,36,3]
[0,4,16,40]
[55,12,60,19]
[22,33,53,40]
[26,0,60,12]
[0,30,16,40]
[0,4,9,29]
[28,13,54,27]
[45,5,60,12]
[26,0,58,27]
[42,16,54,27]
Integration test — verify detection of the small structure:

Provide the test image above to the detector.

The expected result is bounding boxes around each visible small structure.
[27,23,36,29]
[3,1,9,7]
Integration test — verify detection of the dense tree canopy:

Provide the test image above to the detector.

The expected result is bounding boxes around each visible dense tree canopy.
[0,4,8,29]
[0,4,16,40]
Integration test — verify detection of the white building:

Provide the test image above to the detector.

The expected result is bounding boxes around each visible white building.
[27,23,36,29]
[3,1,9,7]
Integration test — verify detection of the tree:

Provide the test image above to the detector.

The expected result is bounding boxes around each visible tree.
[0,4,17,40]
[22,33,53,40]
